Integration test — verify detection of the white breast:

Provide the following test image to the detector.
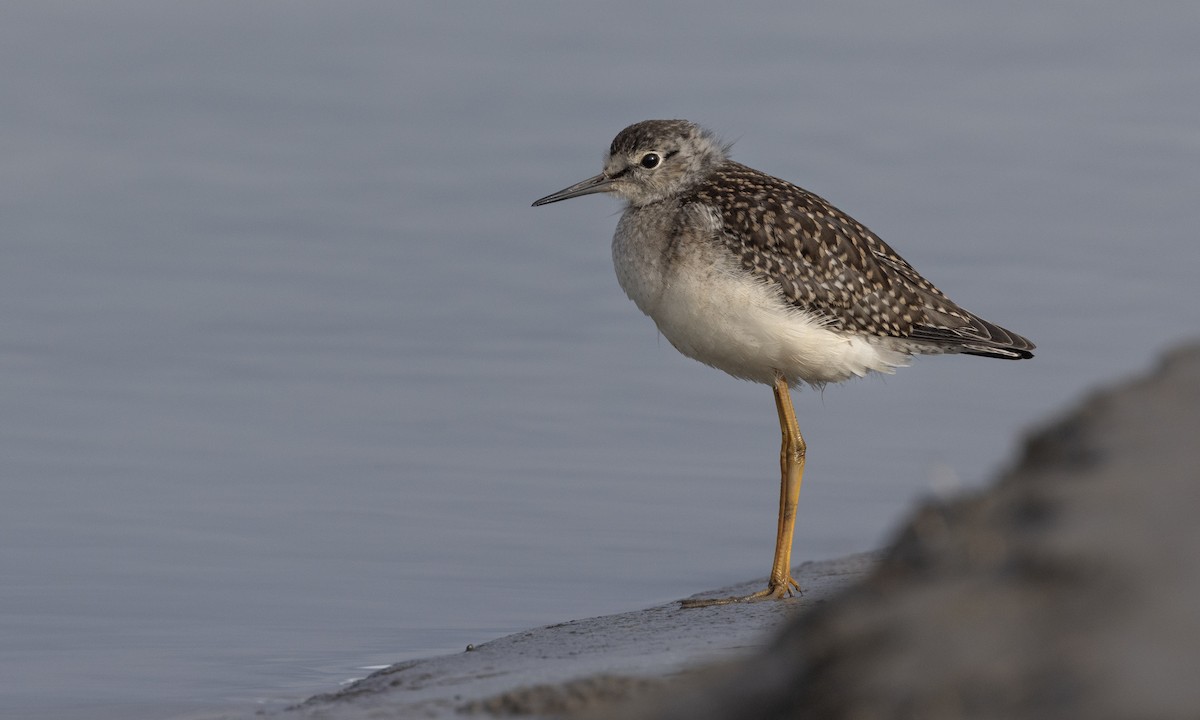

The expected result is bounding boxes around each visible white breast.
[612,203,908,387]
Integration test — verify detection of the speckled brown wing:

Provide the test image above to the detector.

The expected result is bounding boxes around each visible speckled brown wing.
[687,162,1034,359]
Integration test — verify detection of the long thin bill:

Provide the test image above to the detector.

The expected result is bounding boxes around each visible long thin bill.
[531,173,615,206]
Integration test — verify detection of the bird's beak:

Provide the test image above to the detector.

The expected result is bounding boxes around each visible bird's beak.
[531,173,616,207]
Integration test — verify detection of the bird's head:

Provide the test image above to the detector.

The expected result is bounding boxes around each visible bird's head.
[532,119,728,209]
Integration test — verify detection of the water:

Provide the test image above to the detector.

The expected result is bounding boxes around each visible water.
[2,2,1198,718]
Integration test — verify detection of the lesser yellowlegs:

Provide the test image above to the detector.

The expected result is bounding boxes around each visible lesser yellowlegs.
[532,120,1034,606]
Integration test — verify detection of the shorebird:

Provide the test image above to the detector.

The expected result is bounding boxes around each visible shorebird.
[532,119,1034,606]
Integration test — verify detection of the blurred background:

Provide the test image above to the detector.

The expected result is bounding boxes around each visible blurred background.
[2,2,1197,719]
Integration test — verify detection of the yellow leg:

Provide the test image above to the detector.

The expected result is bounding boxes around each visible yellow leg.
[681,374,806,607]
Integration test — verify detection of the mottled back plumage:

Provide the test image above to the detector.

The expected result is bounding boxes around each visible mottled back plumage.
[684,161,1034,358]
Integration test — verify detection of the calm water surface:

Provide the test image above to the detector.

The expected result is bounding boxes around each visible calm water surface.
[2,3,1198,718]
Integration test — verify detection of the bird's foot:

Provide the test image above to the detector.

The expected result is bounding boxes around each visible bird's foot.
[679,575,802,608]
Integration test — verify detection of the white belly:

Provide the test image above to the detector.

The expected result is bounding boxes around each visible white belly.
[612,204,907,387]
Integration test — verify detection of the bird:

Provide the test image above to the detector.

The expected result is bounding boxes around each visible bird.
[531,119,1034,607]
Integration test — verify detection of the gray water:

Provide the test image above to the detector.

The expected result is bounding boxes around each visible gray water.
[2,3,1198,718]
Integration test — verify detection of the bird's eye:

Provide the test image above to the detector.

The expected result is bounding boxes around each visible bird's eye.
[640,153,661,169]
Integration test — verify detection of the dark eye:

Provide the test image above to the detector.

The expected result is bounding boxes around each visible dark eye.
[640,153,661,169]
